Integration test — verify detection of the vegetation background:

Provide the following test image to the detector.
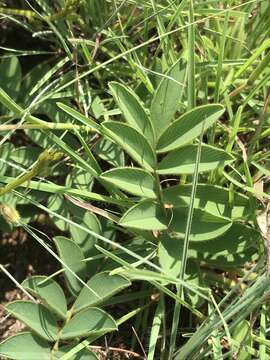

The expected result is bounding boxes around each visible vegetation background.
[0,0,270,359]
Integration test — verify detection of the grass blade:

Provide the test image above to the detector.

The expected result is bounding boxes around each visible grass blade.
[168,122,204,359]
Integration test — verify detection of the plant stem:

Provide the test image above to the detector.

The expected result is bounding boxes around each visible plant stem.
[187,0,195,110]
[0,123,90,132]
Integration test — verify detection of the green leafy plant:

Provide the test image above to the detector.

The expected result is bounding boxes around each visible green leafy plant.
[0,61,260,358]
[1,270,130,359]
[0,1,269,359]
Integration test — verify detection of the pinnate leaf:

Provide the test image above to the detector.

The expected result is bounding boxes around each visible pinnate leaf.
[55,346,98,359]
[73,272,131,313]
[150,59,186,137]
[0,332,50,360]
[61,308,117,339]
[102,121,156,171]
[157,104,224,152]
[119,200,231,240]
[54,236,87,295]
[157,144,233,175]
[170,207,232,241]
[119,200,168,230]
[190,223,260,253]
[109,82,155,145]
[22,276,67,319]
[162,184,251,219]
[101,167,156,198]
[5,301,58,341]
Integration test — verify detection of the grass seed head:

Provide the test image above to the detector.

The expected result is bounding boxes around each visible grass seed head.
[0,204,21,225]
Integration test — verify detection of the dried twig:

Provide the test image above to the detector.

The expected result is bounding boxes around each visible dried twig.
[90,345,145,359]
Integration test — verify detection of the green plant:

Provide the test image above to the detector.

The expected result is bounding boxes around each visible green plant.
[0,271,131,360]
[0,1,270,359]
[0,64,261,358]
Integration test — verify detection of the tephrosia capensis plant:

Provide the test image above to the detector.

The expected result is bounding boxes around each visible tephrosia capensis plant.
[0,4,268,356]
[1,59,260,359]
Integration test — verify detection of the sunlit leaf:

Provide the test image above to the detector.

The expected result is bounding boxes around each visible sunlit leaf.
[157,144,233,175]
[119,200,231,240]
[198,245,258,267]
[162,184,251,219]
[150,59,186,137]
[102,121,156,171]
[157,104,224,152]
[101,167,157,198]
[109,82,155,145]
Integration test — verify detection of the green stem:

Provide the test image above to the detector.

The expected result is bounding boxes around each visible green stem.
[0,7,38,20]
[214,10,229,103]
[247,92,270,157]
[0,123,90,132]
[0,168,38,196]
[187,0,195,110]
[0,151,62,197]
[0,175,131,207]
